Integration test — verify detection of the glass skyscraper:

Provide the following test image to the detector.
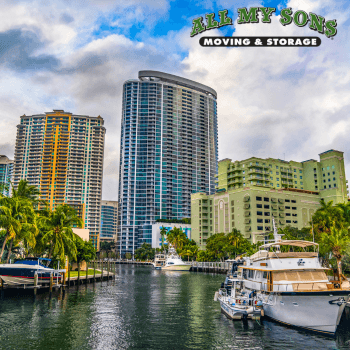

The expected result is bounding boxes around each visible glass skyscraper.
[0,155,13,196]
[101,200,118,242]
[118,71,218,256]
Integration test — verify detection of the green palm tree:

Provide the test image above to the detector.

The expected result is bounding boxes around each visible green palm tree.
[160,226,167,251]
[0,196,37,262]
[320,223,350,282]
[38,205,82,263]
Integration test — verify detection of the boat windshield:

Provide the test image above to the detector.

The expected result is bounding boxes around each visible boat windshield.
[14,258,51,267]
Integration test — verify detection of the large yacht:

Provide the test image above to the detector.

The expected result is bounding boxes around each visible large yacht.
[217,219,350,335]
[153,253,166,269]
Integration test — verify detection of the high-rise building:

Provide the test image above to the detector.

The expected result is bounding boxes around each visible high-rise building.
[13,110,105,248]
[0,155,13,196]
[118,70,218,256]
[191,150,348,248]
[100,200,118,243]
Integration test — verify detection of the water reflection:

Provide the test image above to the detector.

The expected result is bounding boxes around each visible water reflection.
[0,266,349,349]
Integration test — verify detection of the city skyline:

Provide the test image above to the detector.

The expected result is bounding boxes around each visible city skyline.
[0,0,349,201]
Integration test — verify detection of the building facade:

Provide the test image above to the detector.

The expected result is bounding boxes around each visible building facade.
[118,70,218,256]
[100,200,118,243]
[13,110,105,248]
[0,155,13,196]
[151,222,191,249]
[191,150,348,248]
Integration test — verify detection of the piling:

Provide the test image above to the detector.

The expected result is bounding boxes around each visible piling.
[93,261,96,283]
[62,272,66,290]
[107,261,110,280]
[78,262,80,285]
[49,273,53,297]
[86,262,89,284]
[68,264,71,287]
[100,259,103,284]
[0,277,4,300]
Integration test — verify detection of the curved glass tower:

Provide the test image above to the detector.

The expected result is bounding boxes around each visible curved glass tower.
[118,71,218,256]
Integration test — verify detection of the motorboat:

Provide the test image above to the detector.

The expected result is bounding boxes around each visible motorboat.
[214,259,262,320]
[0,257,64,286]
[161,246,191,271]
[153,253,166,269]
[216,217,350,335]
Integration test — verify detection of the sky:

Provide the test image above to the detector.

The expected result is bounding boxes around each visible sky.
[0,0,349,200]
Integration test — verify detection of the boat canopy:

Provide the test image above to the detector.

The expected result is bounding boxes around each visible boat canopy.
[260,240,319,249]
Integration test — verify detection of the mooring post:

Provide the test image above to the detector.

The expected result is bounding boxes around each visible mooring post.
[62,272,66,290]
[107,260,110,280]
[86,262,89,284]
[93,261,96,283]
[0,277,4,300]
[78,262,80,285]
[68,264,70,287]
[101,259,103,283]
[49,272,53,297]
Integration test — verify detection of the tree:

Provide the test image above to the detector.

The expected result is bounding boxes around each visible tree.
[0,196,37,262]
[320,223,350,282]
[75,237,96,263]
[160,226,167,251]
[38,205,82,264]
[134,243,155,261]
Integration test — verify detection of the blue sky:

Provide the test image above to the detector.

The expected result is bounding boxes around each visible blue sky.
[0,0,349,200]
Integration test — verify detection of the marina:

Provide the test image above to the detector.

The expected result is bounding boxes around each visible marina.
[1,264,350,350]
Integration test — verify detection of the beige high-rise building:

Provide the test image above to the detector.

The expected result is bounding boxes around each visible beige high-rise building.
[13,110,105,248]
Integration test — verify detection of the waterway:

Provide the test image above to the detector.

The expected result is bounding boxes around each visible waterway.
[1,265,350,349]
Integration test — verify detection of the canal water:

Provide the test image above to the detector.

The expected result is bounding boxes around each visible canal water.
[1,265,350,349]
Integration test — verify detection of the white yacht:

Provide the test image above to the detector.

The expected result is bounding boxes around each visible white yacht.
[216,218,350,335]
[153,254,166,269]
[161,246,191,271]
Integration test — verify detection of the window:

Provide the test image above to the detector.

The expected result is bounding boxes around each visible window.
[243,177,245,180]
[299,170,302,174]
[257,204,262,208]
[292,207,297,210]
[276,166,279,169]
[328,172,330,176]
[276,172,279,175]
[285,199,290,202]
[294,175,297,178]
[257,218,263,223]
[329,185,331,188]
[334,184,336,187]
[264,212,270,216]
[277,178,280,181]
[243,183,246,186]
[257,211,263,216]
[327,166,330,170]
[328,179,330,182]
[324,186,326,189]
[264,197,269,202]
[295,181,297,184]
[294,169,296,172]
[332,165,335,169]
[300,182,303,185]
[333,177,335,181]
[256,196,262,201]
[286,220,291,223]
[257,226,263,231]
[285,206,290,209]
[300,176,302,179]
[315,180,317,183]
[256,162,259,165]
[315,186,318,190]
[323,180,326,183]
[313,168,316,172]
[333,171,335,175]
[265,219,270,223]
[323,174,325,177]
[243,170,245,174]
[264,205,270,209]
[277,184,280,187]
[291,200,296,203]
[286,213,291,216]
[270,177,273,180]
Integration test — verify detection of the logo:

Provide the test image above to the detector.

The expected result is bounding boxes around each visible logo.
[190,8,337,47]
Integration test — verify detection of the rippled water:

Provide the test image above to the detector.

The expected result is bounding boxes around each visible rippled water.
[0,265,350,349]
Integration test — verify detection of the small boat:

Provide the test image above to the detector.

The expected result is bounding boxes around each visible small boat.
[214,260,262,320]
[161,246,191,271]
[0,257,63,286]
[153,254,166,269]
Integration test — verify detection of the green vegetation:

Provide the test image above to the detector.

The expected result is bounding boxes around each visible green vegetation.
[99,241,117,259]
[68,269,99,278]
[0,180,97,266]
[134,243,155,261]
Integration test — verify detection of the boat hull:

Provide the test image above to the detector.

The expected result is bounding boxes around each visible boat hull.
[219,298,261,320]
[161,265,191,271]
[0,266,60,286]
[263,291,350,335]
